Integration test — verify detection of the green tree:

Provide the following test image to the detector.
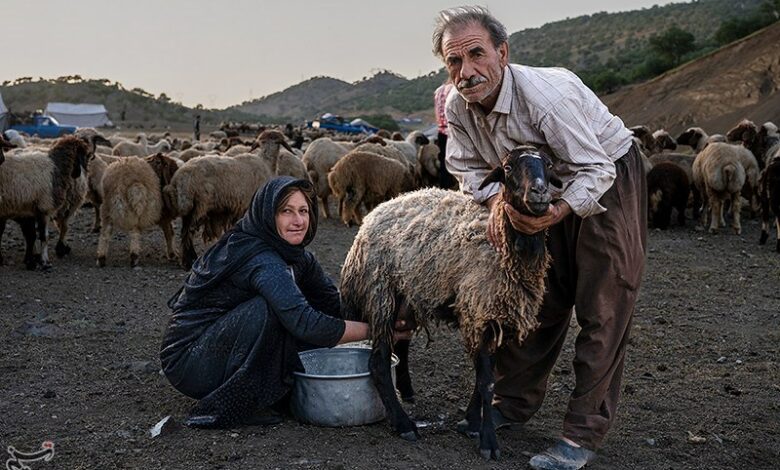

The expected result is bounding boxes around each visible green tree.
[648,26,696,66]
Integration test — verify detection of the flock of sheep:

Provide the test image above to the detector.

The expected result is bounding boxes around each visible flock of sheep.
[0,115,778,273]
[0,125,440,270]
[636,119,780,252]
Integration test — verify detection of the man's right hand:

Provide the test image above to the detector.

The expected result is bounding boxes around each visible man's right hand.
[485,194,501,249]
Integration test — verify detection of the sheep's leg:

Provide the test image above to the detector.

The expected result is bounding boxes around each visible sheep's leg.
[160,220,178,260]
[475,327,500,460]
[91,200,102,233]
[393,339,415,403]
[458,380,483,439]
[320,194,330,219]
[36,214,51,270]
[775,217,780,253]
[731,192,742,235]
[54,213,72,258]
[0,218,5,266]
[708,192,720,234]
[96,221,113,268]
[759,193,770,245]
[692,187,702,220]
[19,218,38,270]
[369,339,418,441]
[129,229,142,267]
[180,214,198,270]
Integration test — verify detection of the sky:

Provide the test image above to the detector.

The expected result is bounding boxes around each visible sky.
[4,0,677,109]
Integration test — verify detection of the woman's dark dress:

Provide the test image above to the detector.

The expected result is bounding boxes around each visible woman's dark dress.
[159,177,345,426]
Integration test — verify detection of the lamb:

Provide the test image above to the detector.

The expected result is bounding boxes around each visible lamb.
[301,137,352,218]
[758,158,780,252]
[339,147,558,459]
[629,126,677,155]
[692,142,749,234]
[0,136,91,269]
[327,151,415,226]
[97,153,180,267]
[647,162,690,229]
[677,127,726,153]
[112,134,172,157]
[165,130,288,269]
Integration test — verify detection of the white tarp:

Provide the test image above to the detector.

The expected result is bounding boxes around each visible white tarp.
[45,102,111,128]
[0,92,8,131]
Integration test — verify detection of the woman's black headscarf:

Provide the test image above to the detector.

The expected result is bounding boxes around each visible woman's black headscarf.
[169,176,318,309]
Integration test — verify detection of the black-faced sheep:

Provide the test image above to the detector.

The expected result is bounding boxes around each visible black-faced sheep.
[677,127,726,153]
[647,162,690,229]
[97,153,180,267]
[759,159,780,252]
[327,151,415,226]
[339,147,559,460]
[0,136,91,269]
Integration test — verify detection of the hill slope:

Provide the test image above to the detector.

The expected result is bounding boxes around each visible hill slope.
[602,21,780,135]
[0,78,258,130]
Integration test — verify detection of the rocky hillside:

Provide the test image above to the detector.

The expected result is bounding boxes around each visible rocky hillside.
[232,0,767,120]
[603,21,780,135]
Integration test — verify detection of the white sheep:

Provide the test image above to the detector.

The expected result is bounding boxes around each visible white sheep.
[693,142,751,234]
[97,154,180,267]
[112,134,172,157]
[301,137,352,218]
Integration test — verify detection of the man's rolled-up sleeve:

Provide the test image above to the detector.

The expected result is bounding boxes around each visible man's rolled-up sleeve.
[539,98,617,218]
[446,118,501,204]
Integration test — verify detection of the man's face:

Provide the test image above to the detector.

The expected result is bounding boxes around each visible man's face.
[442,22,508,106]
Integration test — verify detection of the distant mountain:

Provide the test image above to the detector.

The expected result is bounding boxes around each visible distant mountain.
[232,0,767,121]
[602,21,780,135]
[0,77,257,130]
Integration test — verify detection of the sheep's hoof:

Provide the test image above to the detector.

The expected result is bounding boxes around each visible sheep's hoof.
[775,240,780,253]
[759,232,768,245]
[39,262,52,272]
[97,257,106,268]
[55,242,71,258]
[708,227,718,234]
[130,254,140,268]
[91,226,101,234]
[479,448,500,461]
[399,430,418,442]
[733,227,741,235]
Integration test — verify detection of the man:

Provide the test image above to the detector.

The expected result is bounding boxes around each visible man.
[434,79,457,188]
[432,6,646,470]
[194,114,201,142]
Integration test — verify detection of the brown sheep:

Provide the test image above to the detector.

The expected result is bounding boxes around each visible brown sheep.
[97,153,179,267]
[692,143,748,234]
[647,162,690,229]
[327,151,415,226]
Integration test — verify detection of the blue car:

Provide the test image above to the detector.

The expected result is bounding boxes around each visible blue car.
[11,115,77,138]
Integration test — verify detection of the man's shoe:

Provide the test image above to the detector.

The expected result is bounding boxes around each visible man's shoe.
[529,439,596,470]
[456,406,523,437]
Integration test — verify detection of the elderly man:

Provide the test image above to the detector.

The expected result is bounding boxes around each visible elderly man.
[432,6,646,470]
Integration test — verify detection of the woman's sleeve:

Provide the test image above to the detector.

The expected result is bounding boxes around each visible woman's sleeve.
[298,254,342,319]
[245,257,346,347]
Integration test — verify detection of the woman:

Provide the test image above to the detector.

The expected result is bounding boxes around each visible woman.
[160,176,404,428]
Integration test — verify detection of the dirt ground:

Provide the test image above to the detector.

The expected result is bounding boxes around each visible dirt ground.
[1,205,778,470]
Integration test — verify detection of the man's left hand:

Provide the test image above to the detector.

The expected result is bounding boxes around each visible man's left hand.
[504,200,572,235]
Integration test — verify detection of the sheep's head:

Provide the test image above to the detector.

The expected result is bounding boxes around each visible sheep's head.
[652,130,677,151]
[360,135,387,146]
[0,135,16,165]
[478,146,562,217]
[676,127,705,148]
[726,119,757,146]
[252,130,293,154]
[391,132,404,141]
[629,125,654,151]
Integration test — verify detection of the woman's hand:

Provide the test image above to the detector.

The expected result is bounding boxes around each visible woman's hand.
[339,319,415,344]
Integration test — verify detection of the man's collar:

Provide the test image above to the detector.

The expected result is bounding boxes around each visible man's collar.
[464,65,513,116]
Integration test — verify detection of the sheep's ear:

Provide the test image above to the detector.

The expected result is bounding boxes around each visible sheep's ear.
[478,166,504,190]
[281,138,294,154]
[415,134,430,146]
[549,174,563,189]
[249,141,260,152]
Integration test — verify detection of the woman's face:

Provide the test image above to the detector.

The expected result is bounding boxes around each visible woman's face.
[275,190,310,245]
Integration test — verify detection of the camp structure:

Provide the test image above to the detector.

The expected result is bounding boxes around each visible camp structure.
[44,102,112,128]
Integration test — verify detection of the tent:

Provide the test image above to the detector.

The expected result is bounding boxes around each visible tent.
[0,92,8,131]
[44,102,112,128]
